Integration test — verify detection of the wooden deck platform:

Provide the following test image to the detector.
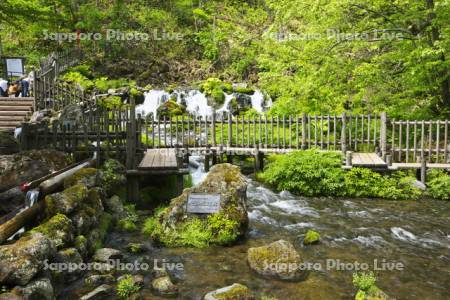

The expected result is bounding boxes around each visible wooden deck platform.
[138,148,179,170]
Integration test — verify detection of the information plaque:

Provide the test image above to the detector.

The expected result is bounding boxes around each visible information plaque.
[187,193,221,214]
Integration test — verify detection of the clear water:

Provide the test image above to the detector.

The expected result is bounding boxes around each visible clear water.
[64,162,450,300]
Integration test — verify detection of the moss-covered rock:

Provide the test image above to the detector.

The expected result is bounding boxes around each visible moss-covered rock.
[64,168,98,189]
[247,240,306,281]
[203,283,254,300]
[303,229,320,245]
[11,276,54,300]
[52,248,83,282]
[87,212,113,253]
[74,235,88,259]
[0,233,54,286]
[143,164,248,248]
[30,214,74,250]
[45,184,88,216]
[157,99,186,118]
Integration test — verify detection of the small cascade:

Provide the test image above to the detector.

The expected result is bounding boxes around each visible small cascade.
[25,189,39,207]
[136,87,271,118]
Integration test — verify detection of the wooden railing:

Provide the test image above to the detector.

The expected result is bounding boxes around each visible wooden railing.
[33,48,83,110]
[21,106,450,164]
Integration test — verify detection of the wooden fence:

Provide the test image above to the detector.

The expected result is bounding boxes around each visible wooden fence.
[21,106,450,164]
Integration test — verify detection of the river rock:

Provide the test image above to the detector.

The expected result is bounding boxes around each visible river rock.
[0,233,54,286]
[12,277,54,300]
[52,248,84,282]
[412,180,426,191]
[0,149,70,192]
[93,248,123,263]
[151,276,178,296]
[0,132,19,155]
[149,163,248,247]
[45,184,88,216]
[30,213,74,250]
[203,283,254,300]
[0,187,24,215]
[85,274,115,286]
[247,240,305,281]
[80,284,113,300]
[103,195,126,219]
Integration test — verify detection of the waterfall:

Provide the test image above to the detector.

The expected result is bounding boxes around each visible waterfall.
[25,189,39,207]
[136,88,271,118]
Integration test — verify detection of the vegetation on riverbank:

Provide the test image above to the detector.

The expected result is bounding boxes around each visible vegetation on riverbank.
[258,150,449,200]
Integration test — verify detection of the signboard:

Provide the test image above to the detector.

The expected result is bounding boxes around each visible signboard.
[3,57,25,78]
[187,193,221,214]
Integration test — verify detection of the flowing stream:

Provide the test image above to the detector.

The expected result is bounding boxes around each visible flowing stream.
[66,159,450,300]
[136,89,269,118]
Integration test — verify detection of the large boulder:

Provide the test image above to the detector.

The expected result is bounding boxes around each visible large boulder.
[52,248,84,282]
[45,184,88,216]
[203,283,254,300]
[247,240,306,281]
[0,233,54,286]
[0,150,71,192]
[145,164,248,247]
[0,132,19,155]
[12,277,54,300]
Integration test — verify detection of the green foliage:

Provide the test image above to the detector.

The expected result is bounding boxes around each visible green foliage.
[427,170,450,200]
[118,205,139,232]
[116,275,140,299]
[303,229,320,245]
[259,150,345,197]
[143,207,242,248]
[259,151,423,199]
[61,72,94,91]
[353,272,377,292]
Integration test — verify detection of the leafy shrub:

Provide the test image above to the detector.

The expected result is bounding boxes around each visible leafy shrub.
[259,150,345,196]
[118,204,139,232]
[427,170,450,200]
[61,72,94,91]
[303,229,320,245]
[352,272,377,292]
[116,275,140,299]
[259,150,423,200]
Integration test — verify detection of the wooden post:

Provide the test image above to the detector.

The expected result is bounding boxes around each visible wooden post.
[380,112,387,160]
[420,157,427,184]
[254,145,264,172]
[386,154,392,167]
[228,113,233,147]
[301,113,307,149]
[212,110,216,146]
[205,145,211,172]
[341,112,347,153]
[345,151,353,167]
[20,123,29,151]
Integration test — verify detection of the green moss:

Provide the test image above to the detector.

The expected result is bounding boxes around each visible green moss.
[303,229,320,245]
[213,283,253,300]
[233,86,255,95]
[143,205,244,248]
[30,213,73,249]
[127,243,143,254]
[75,235,87,250]
[98,212,113,239]
[64,168,97,189]
[116,275,141,299]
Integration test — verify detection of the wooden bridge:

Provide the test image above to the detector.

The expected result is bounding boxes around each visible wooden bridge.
[1,48,449,201]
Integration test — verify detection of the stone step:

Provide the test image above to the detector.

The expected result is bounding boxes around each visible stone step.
[0,97,34,102]
[0,121,21,127]
[0,116,26,121]
[0,127,15,132]
[0,111,29,116]
[0,101,34,107]
[0,106,32,111]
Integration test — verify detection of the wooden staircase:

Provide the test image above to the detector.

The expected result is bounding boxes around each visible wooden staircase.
[0,97,34,132]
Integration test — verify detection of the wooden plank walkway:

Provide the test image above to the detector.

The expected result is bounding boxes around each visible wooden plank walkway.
[138,148,178,170]
[390,163,450,170]
[351,153,387,168]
